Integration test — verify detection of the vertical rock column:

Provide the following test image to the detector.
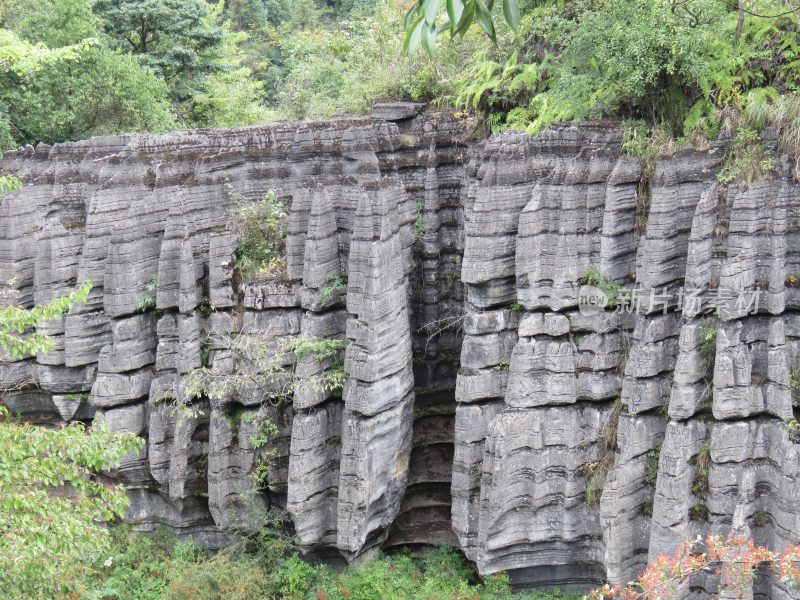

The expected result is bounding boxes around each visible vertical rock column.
[650,173,800,598]
[600,149,723,584]
[456,126,642,589]
[288,187,349,549]
[336,180,415,557]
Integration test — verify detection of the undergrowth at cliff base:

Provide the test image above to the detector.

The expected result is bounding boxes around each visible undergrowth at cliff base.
[82,526,582,600]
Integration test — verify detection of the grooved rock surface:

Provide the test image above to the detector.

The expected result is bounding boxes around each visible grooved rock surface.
[3,113,800,595]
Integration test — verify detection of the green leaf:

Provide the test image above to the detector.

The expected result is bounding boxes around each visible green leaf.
[404,5,417,30]
[502,0,520,33]
[453,0,476,37]
[403,18,425,54]
[423,0,441,26]
[421,22,439,55]
[474,0,496,43]
[446,0,464,34]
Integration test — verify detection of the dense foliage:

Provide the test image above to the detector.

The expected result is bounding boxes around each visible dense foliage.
[0,409,144,599]
[0,0,485,149]
[0,283,144,599]
[82,526,582,600]
[3,0,798,162]
[453,0,800,139]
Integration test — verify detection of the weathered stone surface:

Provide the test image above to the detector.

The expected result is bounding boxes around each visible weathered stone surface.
[475,404,612,588]
[3,115,800,596]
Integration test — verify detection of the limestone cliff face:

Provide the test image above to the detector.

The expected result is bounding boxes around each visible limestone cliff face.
[2,108,799,595]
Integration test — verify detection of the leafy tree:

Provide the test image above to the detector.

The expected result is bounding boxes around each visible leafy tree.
[91,0,226,101]
[0,281,144,598]
[0,9,176,149]
[273,0,484,119]
[2,46,176,145]
[0,409,144,599]
[2,0,100,48]
[0,174,22,194]
[225,0,290,29]
[177,333,345,410]
[539,0,727,130]
[189,26,272,127]
[0,281,92,357]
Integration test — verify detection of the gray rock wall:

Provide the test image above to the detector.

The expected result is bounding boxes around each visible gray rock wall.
[2,111,799,595]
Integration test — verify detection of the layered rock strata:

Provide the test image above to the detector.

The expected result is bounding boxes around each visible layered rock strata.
[2,112,800,596]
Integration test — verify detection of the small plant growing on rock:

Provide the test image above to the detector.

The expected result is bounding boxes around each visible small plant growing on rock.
[319,435,341,448]
[717,127,774,188]
[621,122,685,234]
[700,321,717,384]
[645,444,661,487]
[200,343,211,367]
[229,183,288,282]
[413,201,426,237]
[320,272,346,303]
[753,510,770,527]
[691,442,712,497]
[689,503,710,522]
[246,418,280,490]
[288,337,343,361]
[443,271,458,291]
[790,367,800,406]
[785,417,800,443]
[583,400,622,507]
[136,275,158,312]
[494,360,510,371]
[583,268,621,309]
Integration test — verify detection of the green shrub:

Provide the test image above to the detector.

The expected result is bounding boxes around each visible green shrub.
[0,174,22,195]
[786,418,800,443]
[84,532,581,600]
[320,272,347,303]
[645,444,661,486]
[136,275,158,313]
[700,322,717,384]
[689,503,710,522]
[717,126,774,187]
[229,186,288,281]
[272,2,486,119]
[691,442,712,497]
[583,268,621,309]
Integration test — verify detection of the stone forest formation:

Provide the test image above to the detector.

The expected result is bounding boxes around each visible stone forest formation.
[2,104,800,596]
